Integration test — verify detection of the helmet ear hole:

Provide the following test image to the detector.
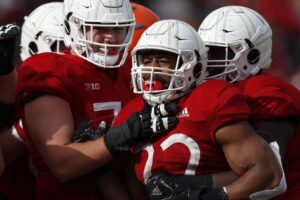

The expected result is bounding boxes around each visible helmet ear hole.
[247,49,260,64]
[28,42,38,55]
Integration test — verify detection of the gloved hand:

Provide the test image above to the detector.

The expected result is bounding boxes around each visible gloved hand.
[104,101,179,155]
[72,119,106,142]
[0,23,20,75]
[146,171,210,200]
[139,101,180,137]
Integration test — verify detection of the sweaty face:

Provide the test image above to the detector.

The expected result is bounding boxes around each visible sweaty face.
[85,26,128,55]
[138,50,178,91]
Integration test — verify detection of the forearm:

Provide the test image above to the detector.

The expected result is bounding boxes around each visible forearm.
[212,171,239,188]
[216,122,284,199]
[44,137,113,182]
[0,128,25,165]
[225,163,280,200]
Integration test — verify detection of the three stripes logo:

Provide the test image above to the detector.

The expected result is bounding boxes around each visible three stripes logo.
[177,107,189,118]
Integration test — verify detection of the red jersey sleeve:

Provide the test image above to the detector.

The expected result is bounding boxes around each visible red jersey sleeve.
[240,74,300,122]
[16,52,73,105]
[210,82,251,134]
[185,80,251,144]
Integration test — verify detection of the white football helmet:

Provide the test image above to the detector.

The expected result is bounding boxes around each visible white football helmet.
[131,20,208,105]
[63,0,135,68]
[20,2,65,61]
[198,6,272,82]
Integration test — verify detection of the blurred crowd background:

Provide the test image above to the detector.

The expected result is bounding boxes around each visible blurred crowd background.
[1,0,300,88]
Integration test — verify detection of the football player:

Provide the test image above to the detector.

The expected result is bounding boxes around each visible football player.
[197,5,300,200]
[0,23,19,136]
[0,22,20,200]
[114,19,284,200]
[96,3,160,199]
[15,0,178,199]
[0,3,67,200]
[20,2,66,61]
[0,23,20,176]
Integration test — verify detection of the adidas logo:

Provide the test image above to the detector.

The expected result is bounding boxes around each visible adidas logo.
[177,107,190,118]
[151,186,162,196]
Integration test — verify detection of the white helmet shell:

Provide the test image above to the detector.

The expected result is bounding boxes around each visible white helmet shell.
[132,19,208,105]
[63,0,135,68]
[198,6,272,82]
[20,2,65,61]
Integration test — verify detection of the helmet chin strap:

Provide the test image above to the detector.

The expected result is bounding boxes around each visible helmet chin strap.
[89,52,119,67]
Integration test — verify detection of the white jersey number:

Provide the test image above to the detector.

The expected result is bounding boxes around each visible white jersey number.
[93,102,121,125]
[143,133,200,183]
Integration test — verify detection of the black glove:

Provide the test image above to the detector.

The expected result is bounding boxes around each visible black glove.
[139,101,180,136]
[104,102,179,155]
[72,119,106,142]
[146,171,209,200]
[0,23,20,75]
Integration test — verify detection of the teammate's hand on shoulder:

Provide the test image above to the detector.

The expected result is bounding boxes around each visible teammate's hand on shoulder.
[139,101,180,137]
[104,101,180,155]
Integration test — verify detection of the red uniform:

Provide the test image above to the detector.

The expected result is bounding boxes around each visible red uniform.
[237,73,300,200]
[114,80,251,184]
[0,152,36,200]
[15,52,136,200]
[0,121,36,200]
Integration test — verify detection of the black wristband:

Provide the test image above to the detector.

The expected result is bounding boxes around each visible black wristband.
[199,187,228,200]
[175,174,213,190]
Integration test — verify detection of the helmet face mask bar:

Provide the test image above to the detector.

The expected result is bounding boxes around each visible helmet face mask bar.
[20,2,66,61]
[68,15,134,68]
[64,0,135,68]
[131,20,208,105]
[24,31,65,58]
[205,40,251,82]
[198,6,272,83]
[42,33,65,53]
[132,49,188,93]
[132,48,205,105]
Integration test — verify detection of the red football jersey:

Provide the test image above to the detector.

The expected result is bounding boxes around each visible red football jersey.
[15,52,136,199]
[114,80,251,184]
[237,73,300,199]
[0,152,36,200]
